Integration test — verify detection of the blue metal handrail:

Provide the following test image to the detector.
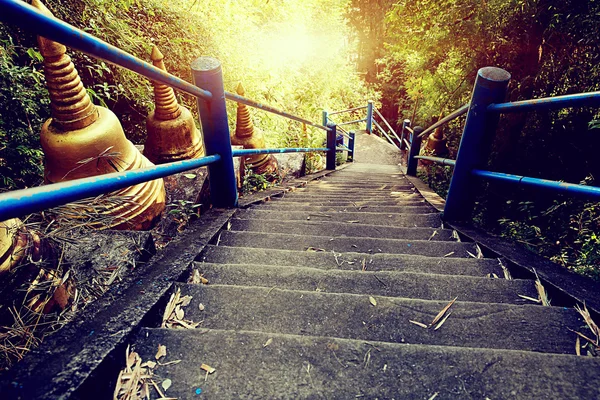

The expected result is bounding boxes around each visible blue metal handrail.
[232,148,329,156]
[328,105,368,116]
[0,155,221,221]
[488,91,600,113]
[472,169,600,198]
[417,103,470,138]
[414,156,456,167]
[337,118,367,127]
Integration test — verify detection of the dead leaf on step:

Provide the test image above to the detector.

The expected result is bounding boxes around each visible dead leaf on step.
[347,220,360,223]
[369,296,377,306]
[518,294,541,304]
[155,344,167,360]
[201,363,216,374]
[161,378,172,391]
[434,311,452,331]
[409,320,429,329]
[199,303,205,311]
[180,295,193,307]
[430,297,457,327]
[443,252,455,258]
[576,336,581,356]
[263,338,273,347]
[162,288,201,329]
[189,269,208,284]
[306,247,326,252]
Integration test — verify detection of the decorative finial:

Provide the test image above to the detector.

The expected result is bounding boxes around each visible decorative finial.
[144,46,204,163]
[33,0,98,130]
[150,45,181,120]
[236,82,245,96]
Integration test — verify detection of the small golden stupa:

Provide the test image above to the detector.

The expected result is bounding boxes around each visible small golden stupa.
[33,0,165,230]
[425,112,449,156]
[144,46,204,164]
[231,83,278,175]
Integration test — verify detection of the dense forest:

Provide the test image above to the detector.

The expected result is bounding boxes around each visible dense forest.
[1,0,599,278]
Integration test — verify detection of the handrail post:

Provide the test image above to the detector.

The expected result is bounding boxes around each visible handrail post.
[347,131,355,162]
[444,67,511,221]
[326,123,337,170]
[366,101,373,134]
[191,57,238,207]
[407,126,423,176]
[400,119,410,150]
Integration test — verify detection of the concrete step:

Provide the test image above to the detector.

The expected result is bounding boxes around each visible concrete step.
[296,184,414,192]
[193,262,536,304]
[279,194,422,202]
[228,218,452,240]
[267,199,430,207]
[168,284,583,354]
[130,328,600,399]
[199,246,504,277]
[234,209,442,227]
[251,203,436,214]
[217,231,476,257]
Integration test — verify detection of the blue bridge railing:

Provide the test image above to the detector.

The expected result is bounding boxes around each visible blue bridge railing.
[402,66,600,221]
[0,0,358,222]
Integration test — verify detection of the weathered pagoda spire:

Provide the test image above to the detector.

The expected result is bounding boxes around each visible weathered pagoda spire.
[231,83,278,175]
[143,45,204,164]
[33,0,165,230]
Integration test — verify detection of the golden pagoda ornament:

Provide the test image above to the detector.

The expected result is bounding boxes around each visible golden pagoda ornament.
[425,112,449,157]
[231,83,278,175]
[33,0,165,230]
[144,46,204,164]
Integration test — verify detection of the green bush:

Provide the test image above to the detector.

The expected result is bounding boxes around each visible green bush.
[0,27,48,190]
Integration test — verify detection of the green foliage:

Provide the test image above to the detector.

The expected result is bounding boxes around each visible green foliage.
[345,0,600,278]
[241,168,281,195]
[0,27,48,190]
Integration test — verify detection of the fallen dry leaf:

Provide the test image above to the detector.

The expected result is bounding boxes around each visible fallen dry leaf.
[155,344,167,360]
[161,378,172,391]
[434,311,452,331]
[430,297,457,327]
[199,303,205,311]
[409,320,429,329]
[263,338,273,347]
[201,363,216,374]
[369,296,377,306]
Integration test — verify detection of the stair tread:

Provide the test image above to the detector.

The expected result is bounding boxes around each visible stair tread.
[199,245,503,276]
[268,199,430,207]
[193,262,536,303]
[234,209,442,227]
[168,283,582,354]
[229,218,453,240]
[251,204,437,213]
[217,231,476,257]
[132,328,600,400]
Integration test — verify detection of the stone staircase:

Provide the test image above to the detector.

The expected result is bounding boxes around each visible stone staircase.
[126,163,599,399]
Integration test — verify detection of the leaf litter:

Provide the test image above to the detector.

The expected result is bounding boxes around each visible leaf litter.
[568,302,600,356]
[409,297,457,331]
[114,345,178,400]
[161,288,201,329]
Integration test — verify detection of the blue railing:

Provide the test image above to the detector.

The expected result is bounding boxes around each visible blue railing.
[0,0,345,221]
[325,100,402,152]
[402,66,600,221]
